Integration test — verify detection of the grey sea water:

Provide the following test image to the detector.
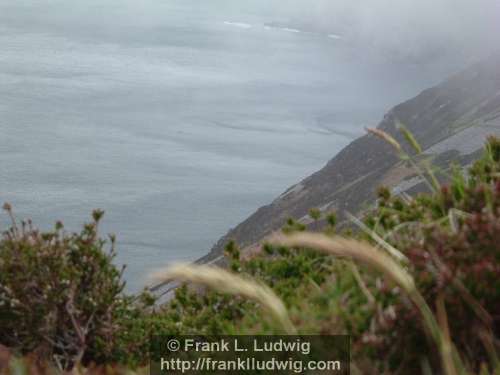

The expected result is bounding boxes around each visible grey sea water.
[0,0,468,291]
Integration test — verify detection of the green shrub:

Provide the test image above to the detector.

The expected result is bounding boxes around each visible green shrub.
[0,209,154,369]
[356,136,500,372]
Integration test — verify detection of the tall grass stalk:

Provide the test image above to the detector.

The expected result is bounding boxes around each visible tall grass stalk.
[150,263,296,334]
[366,126,439,192]
[345,211,409,264]
[348,262,376,306]
[436,293,458,375]
[271,232,466,375]
[396,121,422,154]
[365,127,402,152]
[396,121,441,191]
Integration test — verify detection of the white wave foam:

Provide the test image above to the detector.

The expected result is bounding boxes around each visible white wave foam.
[282,27,301,33]
[223,21,252,29]
[263,24,302,34]
[328,34,342,40]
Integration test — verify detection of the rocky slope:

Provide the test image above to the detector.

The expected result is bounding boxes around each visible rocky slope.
[200,51,500,264]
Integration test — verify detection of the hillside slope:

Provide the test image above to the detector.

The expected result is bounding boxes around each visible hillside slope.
[202,51,500,263]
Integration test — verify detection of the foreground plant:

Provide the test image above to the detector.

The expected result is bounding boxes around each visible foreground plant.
[270,233,464,375]
[151,263,296,334]
[0,209,155,370]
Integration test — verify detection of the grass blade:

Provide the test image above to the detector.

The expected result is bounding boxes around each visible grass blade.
[150,263,295,334]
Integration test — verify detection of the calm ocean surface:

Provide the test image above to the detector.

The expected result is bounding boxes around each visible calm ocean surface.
[0,0,460,291]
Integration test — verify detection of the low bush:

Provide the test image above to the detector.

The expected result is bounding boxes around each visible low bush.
[0,209,155,369]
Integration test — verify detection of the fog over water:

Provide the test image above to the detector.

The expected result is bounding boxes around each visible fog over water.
[1,0,499,291]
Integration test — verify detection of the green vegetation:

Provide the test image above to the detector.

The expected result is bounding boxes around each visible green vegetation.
[0,209,156,370]
[1,135,499,374]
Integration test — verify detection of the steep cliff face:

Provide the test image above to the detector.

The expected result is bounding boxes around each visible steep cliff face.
[202,51,500,262]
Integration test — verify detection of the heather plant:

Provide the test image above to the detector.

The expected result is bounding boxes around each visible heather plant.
[0,208,155,370]
[354,136,500,373]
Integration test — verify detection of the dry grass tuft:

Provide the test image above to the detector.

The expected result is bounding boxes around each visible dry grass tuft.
[271,233,414,293]
[150,263,296,334]
[366,127,402,152]
[270,232,465,375]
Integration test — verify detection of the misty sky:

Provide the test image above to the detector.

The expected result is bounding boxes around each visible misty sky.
[2,0,499,61]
